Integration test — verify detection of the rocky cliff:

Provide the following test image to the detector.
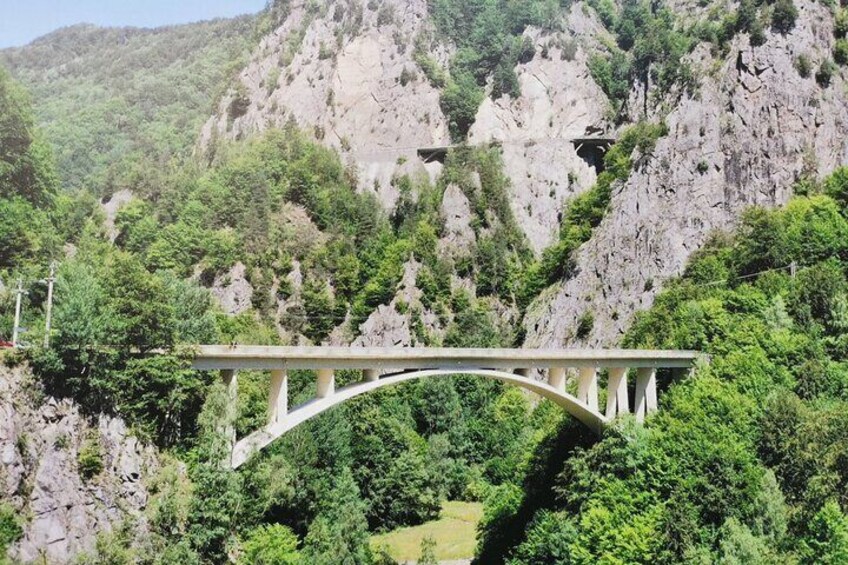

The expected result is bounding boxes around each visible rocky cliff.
[204,0,848,348]
[0,361,158,563]
[201,0,610,253]
[525,0,848,346]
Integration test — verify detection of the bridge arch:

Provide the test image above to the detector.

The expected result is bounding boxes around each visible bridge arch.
[191,345,702,469]
[231,368,607,468]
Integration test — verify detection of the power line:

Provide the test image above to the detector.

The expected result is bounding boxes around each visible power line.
[684,261,801,289]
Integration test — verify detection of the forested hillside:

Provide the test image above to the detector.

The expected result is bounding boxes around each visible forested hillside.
[0,17,258,193]
[3,0,848,562]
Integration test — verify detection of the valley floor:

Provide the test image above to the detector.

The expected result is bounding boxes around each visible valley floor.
[370,501,483,563]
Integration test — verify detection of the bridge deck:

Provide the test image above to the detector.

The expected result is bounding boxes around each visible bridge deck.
[192,345,702,371]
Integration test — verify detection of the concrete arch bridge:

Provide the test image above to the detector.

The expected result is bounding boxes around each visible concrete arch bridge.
[191,346,703,469]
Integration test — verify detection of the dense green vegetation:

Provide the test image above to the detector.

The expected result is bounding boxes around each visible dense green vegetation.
[586,0,696,115]
[3,0,847,562]
[0,18,258,194]
[0,62,545,564]
[474,169,848,563]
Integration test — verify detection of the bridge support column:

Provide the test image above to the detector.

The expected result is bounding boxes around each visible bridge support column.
[268,369,288,425]
[364,369,379,382]
[316,369,335,398]
[221,370,238,455]
[577,367,598,411]
[634,368,657,422]
[548,367,566,393]
[605,367,629,418]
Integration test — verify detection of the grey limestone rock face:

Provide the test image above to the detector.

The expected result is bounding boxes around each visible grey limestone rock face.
[0,364,158,564]
[210,261,254,316]
[525,0,848,347]
[468,17,612,253]
[201,0,450,210]
[200,1,611,254]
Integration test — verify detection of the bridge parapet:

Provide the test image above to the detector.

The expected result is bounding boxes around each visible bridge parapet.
[192,346,703,468]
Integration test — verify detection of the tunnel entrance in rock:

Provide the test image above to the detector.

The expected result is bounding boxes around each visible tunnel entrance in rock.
[571,137,615,175]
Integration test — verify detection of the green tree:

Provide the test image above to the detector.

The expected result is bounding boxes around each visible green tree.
[419,535,438,565]
[302,468,373,565]
[0,66,57,205]
[802,501,848,564]
[239,524,301,565]
[187,382,244,563]
[440,72,485,141]
[771,0,798,34]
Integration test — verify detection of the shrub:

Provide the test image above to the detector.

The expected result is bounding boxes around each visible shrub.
[228,84,250,120]
[414,51,447,88]
[836,9,848,39]
[440,72,485,141]
[0,503,22,555]
[399,66,416,86]
[239,524,301,565]
[771,0,798,34]
[576,312,594,339]
[78,436,104,480]
[795,54,812,78]
[816,59,837,87]
[834,39,848,66]
[749,18,767,46]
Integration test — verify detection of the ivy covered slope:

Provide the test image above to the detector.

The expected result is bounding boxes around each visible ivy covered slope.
[475,170,848,563]
[0,17,258,193]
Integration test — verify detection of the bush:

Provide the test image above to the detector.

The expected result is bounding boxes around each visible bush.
[78,436,104,480]
[795,54,812,78]
[836,9,848,39]
[771,0,798,34]
[440,72,485,141]
[0,503,22,555]
[239,524,301,565]
[834,39,848,66]
[576,312,594,339]
[816,59,837,87]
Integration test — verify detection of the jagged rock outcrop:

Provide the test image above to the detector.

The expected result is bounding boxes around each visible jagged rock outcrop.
[101,189,134,243]
[0,362,158,564]
[201,0,450,209]
[210,262,254,316]
[526,0,848,347]
[468,13,612,252]
[201,1,610,252]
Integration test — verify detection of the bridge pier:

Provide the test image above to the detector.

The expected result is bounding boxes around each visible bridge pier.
[548,367,566,392]
[577,367,599,411]
[364,369,380,382]
[634,368,657,422]
[605,367,629,418]
[317,369,335,398]
[268,369,288,425]
[221,369,238,460]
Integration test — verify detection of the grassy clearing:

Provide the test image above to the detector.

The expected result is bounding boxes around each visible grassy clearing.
[370,500,483,562]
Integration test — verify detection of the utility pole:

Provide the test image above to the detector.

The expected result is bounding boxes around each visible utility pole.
[12,279,27,348]
[43,262,56,348]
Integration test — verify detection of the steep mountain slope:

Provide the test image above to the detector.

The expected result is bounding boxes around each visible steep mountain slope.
[525,0,848,347]
[0,17,259,193]
[201,0,848,351]
[201,0,610,250]
[0,362,159,564]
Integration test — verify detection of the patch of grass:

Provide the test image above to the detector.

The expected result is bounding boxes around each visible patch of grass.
[370,501,483,562]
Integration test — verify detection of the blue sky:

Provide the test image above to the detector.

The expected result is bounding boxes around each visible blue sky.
[0,0,267,48]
